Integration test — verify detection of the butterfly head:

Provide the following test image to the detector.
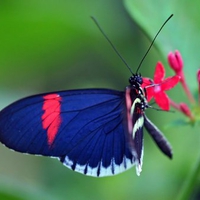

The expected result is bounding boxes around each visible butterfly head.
[129,74,143,87]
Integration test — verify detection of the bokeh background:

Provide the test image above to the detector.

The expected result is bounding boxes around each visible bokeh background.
[0,0,200,199]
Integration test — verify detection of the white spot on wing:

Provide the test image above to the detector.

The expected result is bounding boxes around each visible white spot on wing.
[132,116,144,139]
[136,163,142,176]
[136,145,144,176]
[61,156,136,177]
[87,165,99,176]
[130,98,141,116]
[62,156,73,166]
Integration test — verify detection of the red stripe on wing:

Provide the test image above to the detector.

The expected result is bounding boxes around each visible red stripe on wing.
[42,94,62,146]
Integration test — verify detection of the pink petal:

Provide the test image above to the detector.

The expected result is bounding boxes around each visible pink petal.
[154,62,165,83]
[142,77,153,88]
[142,77,154,101]
[161,75,180,91]
[145,87,154,102]
[154,91,170,110]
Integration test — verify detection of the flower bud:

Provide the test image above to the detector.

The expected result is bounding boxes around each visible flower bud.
[168,50,183,74]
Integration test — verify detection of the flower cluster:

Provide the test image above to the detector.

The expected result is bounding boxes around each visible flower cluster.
[142,50,198,123]
[142,62,180,110]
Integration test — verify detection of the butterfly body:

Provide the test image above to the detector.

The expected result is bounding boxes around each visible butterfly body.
[0,73,172,177]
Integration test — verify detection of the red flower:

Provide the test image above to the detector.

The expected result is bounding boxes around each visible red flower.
[142,62,180,111]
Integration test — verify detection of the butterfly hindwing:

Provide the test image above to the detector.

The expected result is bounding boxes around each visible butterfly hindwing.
[125,86,145,175]
[0,88,136,177]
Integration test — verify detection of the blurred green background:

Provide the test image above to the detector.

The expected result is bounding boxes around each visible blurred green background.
[0,0,200,199]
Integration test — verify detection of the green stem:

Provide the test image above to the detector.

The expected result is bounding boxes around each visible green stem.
[176,154,200,200]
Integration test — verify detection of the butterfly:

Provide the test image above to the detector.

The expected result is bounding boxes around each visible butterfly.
[0,15,173,177]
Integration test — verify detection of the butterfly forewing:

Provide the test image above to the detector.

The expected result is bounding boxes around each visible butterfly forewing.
[0,88,137,177]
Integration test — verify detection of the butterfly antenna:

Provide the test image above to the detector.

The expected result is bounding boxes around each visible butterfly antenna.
[135,14,173,74]
[91,16,134,75]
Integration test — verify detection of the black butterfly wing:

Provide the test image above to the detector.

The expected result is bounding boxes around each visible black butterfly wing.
[0,89,137,177]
